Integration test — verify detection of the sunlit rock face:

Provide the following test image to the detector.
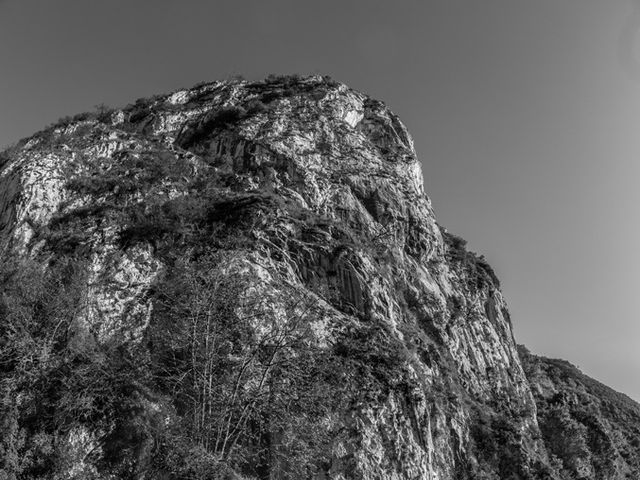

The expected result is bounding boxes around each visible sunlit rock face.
[1,75,638,479]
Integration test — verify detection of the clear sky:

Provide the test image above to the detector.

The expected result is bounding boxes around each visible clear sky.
[1,0,639,400]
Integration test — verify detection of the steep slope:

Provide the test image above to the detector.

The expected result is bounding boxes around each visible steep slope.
[519,346,640,479]
[0,75,637,479]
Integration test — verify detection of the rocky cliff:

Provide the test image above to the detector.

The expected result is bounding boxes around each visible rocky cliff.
[0,75,637,480]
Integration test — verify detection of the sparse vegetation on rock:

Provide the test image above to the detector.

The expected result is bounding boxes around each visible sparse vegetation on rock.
[0,75,638,479]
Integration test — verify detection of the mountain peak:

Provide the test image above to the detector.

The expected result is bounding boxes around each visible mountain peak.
[1,76,638,480]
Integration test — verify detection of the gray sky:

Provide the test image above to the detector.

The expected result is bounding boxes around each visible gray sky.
[1,0,639,400]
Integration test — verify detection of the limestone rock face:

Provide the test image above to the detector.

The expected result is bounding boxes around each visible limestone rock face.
[0,75,638,479]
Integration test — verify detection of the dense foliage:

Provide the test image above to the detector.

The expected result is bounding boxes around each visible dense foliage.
[519,346,640,479]
[0,257,151,479]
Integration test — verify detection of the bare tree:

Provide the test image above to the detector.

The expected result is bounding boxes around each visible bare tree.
[149,254,328,475]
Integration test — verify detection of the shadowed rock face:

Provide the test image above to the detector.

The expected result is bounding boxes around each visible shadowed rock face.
[0,75,638,479]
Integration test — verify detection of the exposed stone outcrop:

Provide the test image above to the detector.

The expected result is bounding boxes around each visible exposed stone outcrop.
[0,75,638,479]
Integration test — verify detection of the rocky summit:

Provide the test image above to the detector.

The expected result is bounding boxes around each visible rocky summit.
[0,75,638,480]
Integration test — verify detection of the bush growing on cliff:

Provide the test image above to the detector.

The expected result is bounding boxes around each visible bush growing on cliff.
[443,231,500,291]
[179,101,273,149]
[94,103,115,124]
[246,98,268,115]
[65,150,191,197]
